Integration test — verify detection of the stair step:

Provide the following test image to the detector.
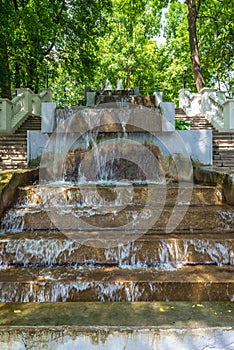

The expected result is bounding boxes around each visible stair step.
[4,204,233,232]
[17,184,224,207]
[0,265,232,302]
[0,135,26,140]
[0,164,27,170]
[0,303,233,349]
[0,301,233,326]
[0,231,233,267]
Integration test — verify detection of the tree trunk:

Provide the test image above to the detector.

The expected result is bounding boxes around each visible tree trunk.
[0,0,11,99]
[15,62,21,88]
[0,36,11,99]
[186,0,205,92]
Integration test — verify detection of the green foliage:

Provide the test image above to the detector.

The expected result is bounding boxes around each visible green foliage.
[0,0,112,98]
[96,0,165,91]
[197,0,234,94]
[175,118,191,130]
[0,0,233,104]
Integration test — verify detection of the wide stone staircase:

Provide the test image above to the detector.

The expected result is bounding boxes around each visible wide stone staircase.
[175,107,234,167]
[213,132,234,167]
[0,173,234,347]
[0,115,41,170]
[0,182,233,303]
[0,112,234,347]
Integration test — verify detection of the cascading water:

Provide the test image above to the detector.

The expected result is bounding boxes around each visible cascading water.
[0,102,234,307]
[42,104,166,185]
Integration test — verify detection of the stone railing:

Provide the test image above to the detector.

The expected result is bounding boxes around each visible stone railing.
[179,88,234,132]
[0,88,52,134]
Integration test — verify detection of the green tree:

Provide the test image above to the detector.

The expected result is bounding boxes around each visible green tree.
[97,0,167,92]
[197,0,234,93]
[0,0,111,97]
[186,0,205,92]
[159,0,234,97]
[0,0,12,98]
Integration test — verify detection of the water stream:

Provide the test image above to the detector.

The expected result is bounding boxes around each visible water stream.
[0,104,233,306]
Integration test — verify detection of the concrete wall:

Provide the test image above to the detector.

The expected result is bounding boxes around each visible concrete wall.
[27,129,212,166]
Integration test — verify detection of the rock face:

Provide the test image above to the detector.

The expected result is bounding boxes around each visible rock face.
[0,168,39,218]
[193,166,234,205]
[63,143,165,183]
[55,105,163,133]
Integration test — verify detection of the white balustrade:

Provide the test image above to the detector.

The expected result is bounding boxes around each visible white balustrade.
[179,88,234,131]
[0,88,52,134]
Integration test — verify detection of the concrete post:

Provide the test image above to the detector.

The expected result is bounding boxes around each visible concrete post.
[200,88,216,116]
[190,93,201,115]
[179,89,191,110]
[0,99,13,133]
[16,88,33,115]
[160,102,175,131]
[40,88,53,102]
[223,99,234,131]
[86,92,96,106]
[154,92,163,107]
[41,102,57,133]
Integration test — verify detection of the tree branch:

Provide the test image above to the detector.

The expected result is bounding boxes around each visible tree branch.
[43,1,66,56]
[197,15,219,33]
[197,0,202,14]
[12,0,18,11]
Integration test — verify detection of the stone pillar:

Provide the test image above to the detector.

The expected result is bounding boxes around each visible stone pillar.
[189,93,201,116]
[160,102,175,131]
[223,99,234,131]
[154,92,163,107]
[0,99,13,133]
[41,102,57,133]
[86,92,96,106]
[179,89,191,110]
[200,88,216,116]
[32,95,41,116]
[84,86,92,100]
[16,88,33,115]
[40,88,53,102]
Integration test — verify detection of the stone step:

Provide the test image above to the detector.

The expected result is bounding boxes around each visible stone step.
[213,154,234,161]
[213,132,234,138]
[0,302,233,350]
[0,132,28,170]
[0,265,233,302]
[213,141,234,146]
[0,152,26,158]
[16,116,41,134]
[0,231,233,267]
[175,107,186,114]
[3,204,233,233]
[213,149,234,154]
[16,184,224,208]
[214,162,234,168]
[215,162,234,168]
[0,133,26,138]
[0,138,26,144]
[213,155,234,162]
[0,164,27,170]
[0,147,27,156]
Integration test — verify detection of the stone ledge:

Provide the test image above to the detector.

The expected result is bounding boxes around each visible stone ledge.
[0,302,233,350]
[0,168,39,218]
[193,166,234,205]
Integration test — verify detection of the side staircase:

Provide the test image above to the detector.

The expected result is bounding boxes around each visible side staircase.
[0,115,41,170]
[175,108,234,167]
